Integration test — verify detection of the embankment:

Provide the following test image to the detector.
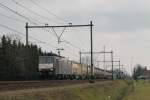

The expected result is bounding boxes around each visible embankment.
[0,80,131,100]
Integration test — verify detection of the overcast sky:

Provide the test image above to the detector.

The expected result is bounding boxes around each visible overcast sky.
[0,0,150,74]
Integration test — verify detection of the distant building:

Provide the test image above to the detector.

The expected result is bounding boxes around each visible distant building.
[138,69,150,79]
[145,70,150,79]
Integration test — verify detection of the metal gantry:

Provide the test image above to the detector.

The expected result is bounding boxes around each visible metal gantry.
[25,21,94,80]
[80,50,114,80]
[97,60,123,79]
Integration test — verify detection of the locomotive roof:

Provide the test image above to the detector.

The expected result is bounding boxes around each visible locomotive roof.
[39,55,65,58]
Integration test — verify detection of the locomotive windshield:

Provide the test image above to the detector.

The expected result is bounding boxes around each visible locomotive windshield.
[39,56,53,64]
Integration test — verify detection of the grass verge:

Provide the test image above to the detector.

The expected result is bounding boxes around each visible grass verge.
[123,80,150,100]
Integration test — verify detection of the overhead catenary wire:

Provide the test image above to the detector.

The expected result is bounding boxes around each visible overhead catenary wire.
[0,1,85,60]
[0,2,59,47]
[68,27,88,51]
[47,28,82,51]
[11,0,63,24]
[9,0,44,25]
[50,27,86,51]
[61,40,81,50]
[51,27,66,40]
[0,24,59,48]
[0,2,37,25]
[10,1,84,51]
[0,2,43,25]
[26,23,84,60]
[0,4,64,50]
[11,0,79,48]
[0,24,59,49]
[0,14,58,47]
[95,47,107,63]
[0,13,25,23]
[64,49,79,59]
[0,24,43,43]
[7,0,70,42]
[0,5,36,36]
[0,2,64,45]
[51,27,66,41]
[0,2,84,52]
[29,0,70,23]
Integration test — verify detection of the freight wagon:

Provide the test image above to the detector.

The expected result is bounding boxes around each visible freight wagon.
[39,56,112,79]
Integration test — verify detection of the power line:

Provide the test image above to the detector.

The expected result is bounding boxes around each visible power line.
[61,40,81,50]
[0,2,62,50]
[11,0,62,24]
[43,26,82,51]
[44,28,83,56]
[0,24,59,49]
[0,2,44,25]
[0,2,59,46]
[0,24,24,37]
[64,49,79,59]
[51,27,85,51]
[0,12,42,25]
[12,0,80,49]
[0,24,45,43]
[47,28,83,51]
[69,28,88,51]
[12,0,79,48]
[0,13,25,23]
[0,2,86,59]
[51,27,66,41]
[0,24,52,46]
[0,2,45,26]
[0,2,37,25]
[29,0,70,23]
[0,2,85,52]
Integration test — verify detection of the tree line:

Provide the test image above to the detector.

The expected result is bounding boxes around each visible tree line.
[133,64,147,80]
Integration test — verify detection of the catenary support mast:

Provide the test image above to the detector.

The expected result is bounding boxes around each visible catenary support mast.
[25,21,94,81]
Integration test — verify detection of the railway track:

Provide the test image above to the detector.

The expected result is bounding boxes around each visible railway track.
[0,80,102,92]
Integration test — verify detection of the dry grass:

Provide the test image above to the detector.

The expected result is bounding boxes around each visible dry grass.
[123,80,150,100]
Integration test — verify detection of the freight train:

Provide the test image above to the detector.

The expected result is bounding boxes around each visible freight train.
[39,56,112,79]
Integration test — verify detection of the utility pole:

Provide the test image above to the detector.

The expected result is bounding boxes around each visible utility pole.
[111,50,114,80]
[90,21,94,78]
[103,46,106,78]
[79,51,81,64]
[121,65,124,79]
[25,22,28,46]
[119,60,121,78]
